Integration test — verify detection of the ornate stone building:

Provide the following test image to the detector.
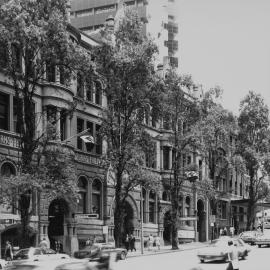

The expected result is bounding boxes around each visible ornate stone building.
[0,13,249,259]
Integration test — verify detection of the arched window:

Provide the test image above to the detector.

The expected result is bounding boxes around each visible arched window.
[179,195,183,217]
[92,179,102,218]
[77,177,87,214]
[149,190,156,223]
[1,162,16,214]
[1,162,16,177]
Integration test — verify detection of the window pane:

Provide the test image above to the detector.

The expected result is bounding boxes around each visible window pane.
[92,194,100,217]
[78,192,86,214]
[95,124,102,155]
[0,92,9,130]
[149,201,155,223]
[86,122,94,152]
[77,118,84,150]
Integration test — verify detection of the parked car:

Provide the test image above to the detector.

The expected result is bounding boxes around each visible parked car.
[255,230,270,247]
[239,230,262,245]
[74,243,127,261]
[11,247,70,266]
[0,258,12,269]
[197,236,251,263]
[11,252,118,270]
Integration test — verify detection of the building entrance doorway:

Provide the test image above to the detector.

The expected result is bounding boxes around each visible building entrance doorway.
[163,211,172,245]
[197,200,206,242]
[48,199,68,251]
[123,201,134,237]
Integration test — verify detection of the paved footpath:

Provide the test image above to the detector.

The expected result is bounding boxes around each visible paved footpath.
[127,241,210,259]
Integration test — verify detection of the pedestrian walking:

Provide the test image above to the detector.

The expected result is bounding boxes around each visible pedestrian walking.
[39,238,49,250]
[130,234,136,252]
[154,235,161,251]
[148,234,154,251]
[219,228,224,236]
[226,240,239,270]
[124,234,130,251]
[4,241,13,261]
[230,226,235,237]
[86,238,91,246]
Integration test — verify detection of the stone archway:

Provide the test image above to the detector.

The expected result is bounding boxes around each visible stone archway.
[197,199,206,242]
[48,198,69,251]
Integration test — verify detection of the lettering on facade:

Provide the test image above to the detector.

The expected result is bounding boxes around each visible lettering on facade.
[75,153,102,166]
[0,133,20,148]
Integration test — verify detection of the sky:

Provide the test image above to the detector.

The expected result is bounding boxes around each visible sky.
[177,0,270,115]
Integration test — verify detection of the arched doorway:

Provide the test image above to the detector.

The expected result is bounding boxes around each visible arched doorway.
[48,199,69,251]
[197,200,206,242]
[163,211,172,245]
[123,201,134,237]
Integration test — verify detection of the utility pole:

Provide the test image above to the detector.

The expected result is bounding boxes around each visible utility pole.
[140,186,144,254]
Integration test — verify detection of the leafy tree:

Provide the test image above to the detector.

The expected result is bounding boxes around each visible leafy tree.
[237,91,270,230]
[160,69,201,249]
[95,7,160,247]
[196,89,245,223]
[0,0,93,245]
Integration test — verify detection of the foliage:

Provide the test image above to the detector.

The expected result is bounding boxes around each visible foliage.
[1,124,79,247]
[95,7,160,247]
[160,69,200,249]
[237,91,270,229]
[0,0,93,245]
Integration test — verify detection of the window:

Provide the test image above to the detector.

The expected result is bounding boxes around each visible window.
[235,182,237,195]
[60,110,66,141]
[86,82,93,102]
[77,73,84,98]
[240,183,243,196]
[149,190,156,223]
[77,118,84,150]
[13,96,21,133]
[95,124,102,155]
[92,179,101,218]
[199,160,202,181]
[185,196,190,225]
[46,63,56,82]
[77,177,87,214]
[76,8,93,17]
[95,5,115,14]
[95,81,102,105]
[163,146,170,170]
[0,92,9,130]
[86,121,94,153]
[162,191,168,201]
[1,163,16,214]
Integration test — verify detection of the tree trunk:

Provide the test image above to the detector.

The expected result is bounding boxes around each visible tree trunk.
[19,194,31,248]
[246,200,255,231]
[171,190,179,250]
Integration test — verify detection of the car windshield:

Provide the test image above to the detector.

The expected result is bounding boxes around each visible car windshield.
[210,238,231,247]
[13,249,30,259]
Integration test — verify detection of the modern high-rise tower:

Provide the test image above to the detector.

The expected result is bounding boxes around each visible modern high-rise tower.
[70,0,179,68]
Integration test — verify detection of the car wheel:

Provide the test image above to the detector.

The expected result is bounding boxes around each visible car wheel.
[200,259,205,263]
[120,251,126,260]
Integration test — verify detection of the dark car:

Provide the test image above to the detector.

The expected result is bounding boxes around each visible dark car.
[73,243,127,261]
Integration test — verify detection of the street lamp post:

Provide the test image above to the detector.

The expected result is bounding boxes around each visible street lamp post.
[140,186,144,254]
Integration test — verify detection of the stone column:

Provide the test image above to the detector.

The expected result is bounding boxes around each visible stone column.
[160,145,163,170]
[39,222,50,248]
[145,190,149,223]
[65,116,71,141]
[193,186,198,241]
[42,106,47,132]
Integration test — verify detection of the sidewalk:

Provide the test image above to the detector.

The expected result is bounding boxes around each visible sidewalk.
[127,241,210,259]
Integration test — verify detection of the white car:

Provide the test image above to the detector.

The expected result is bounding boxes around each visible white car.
[0,258,12,269]
[12,247,70,265]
